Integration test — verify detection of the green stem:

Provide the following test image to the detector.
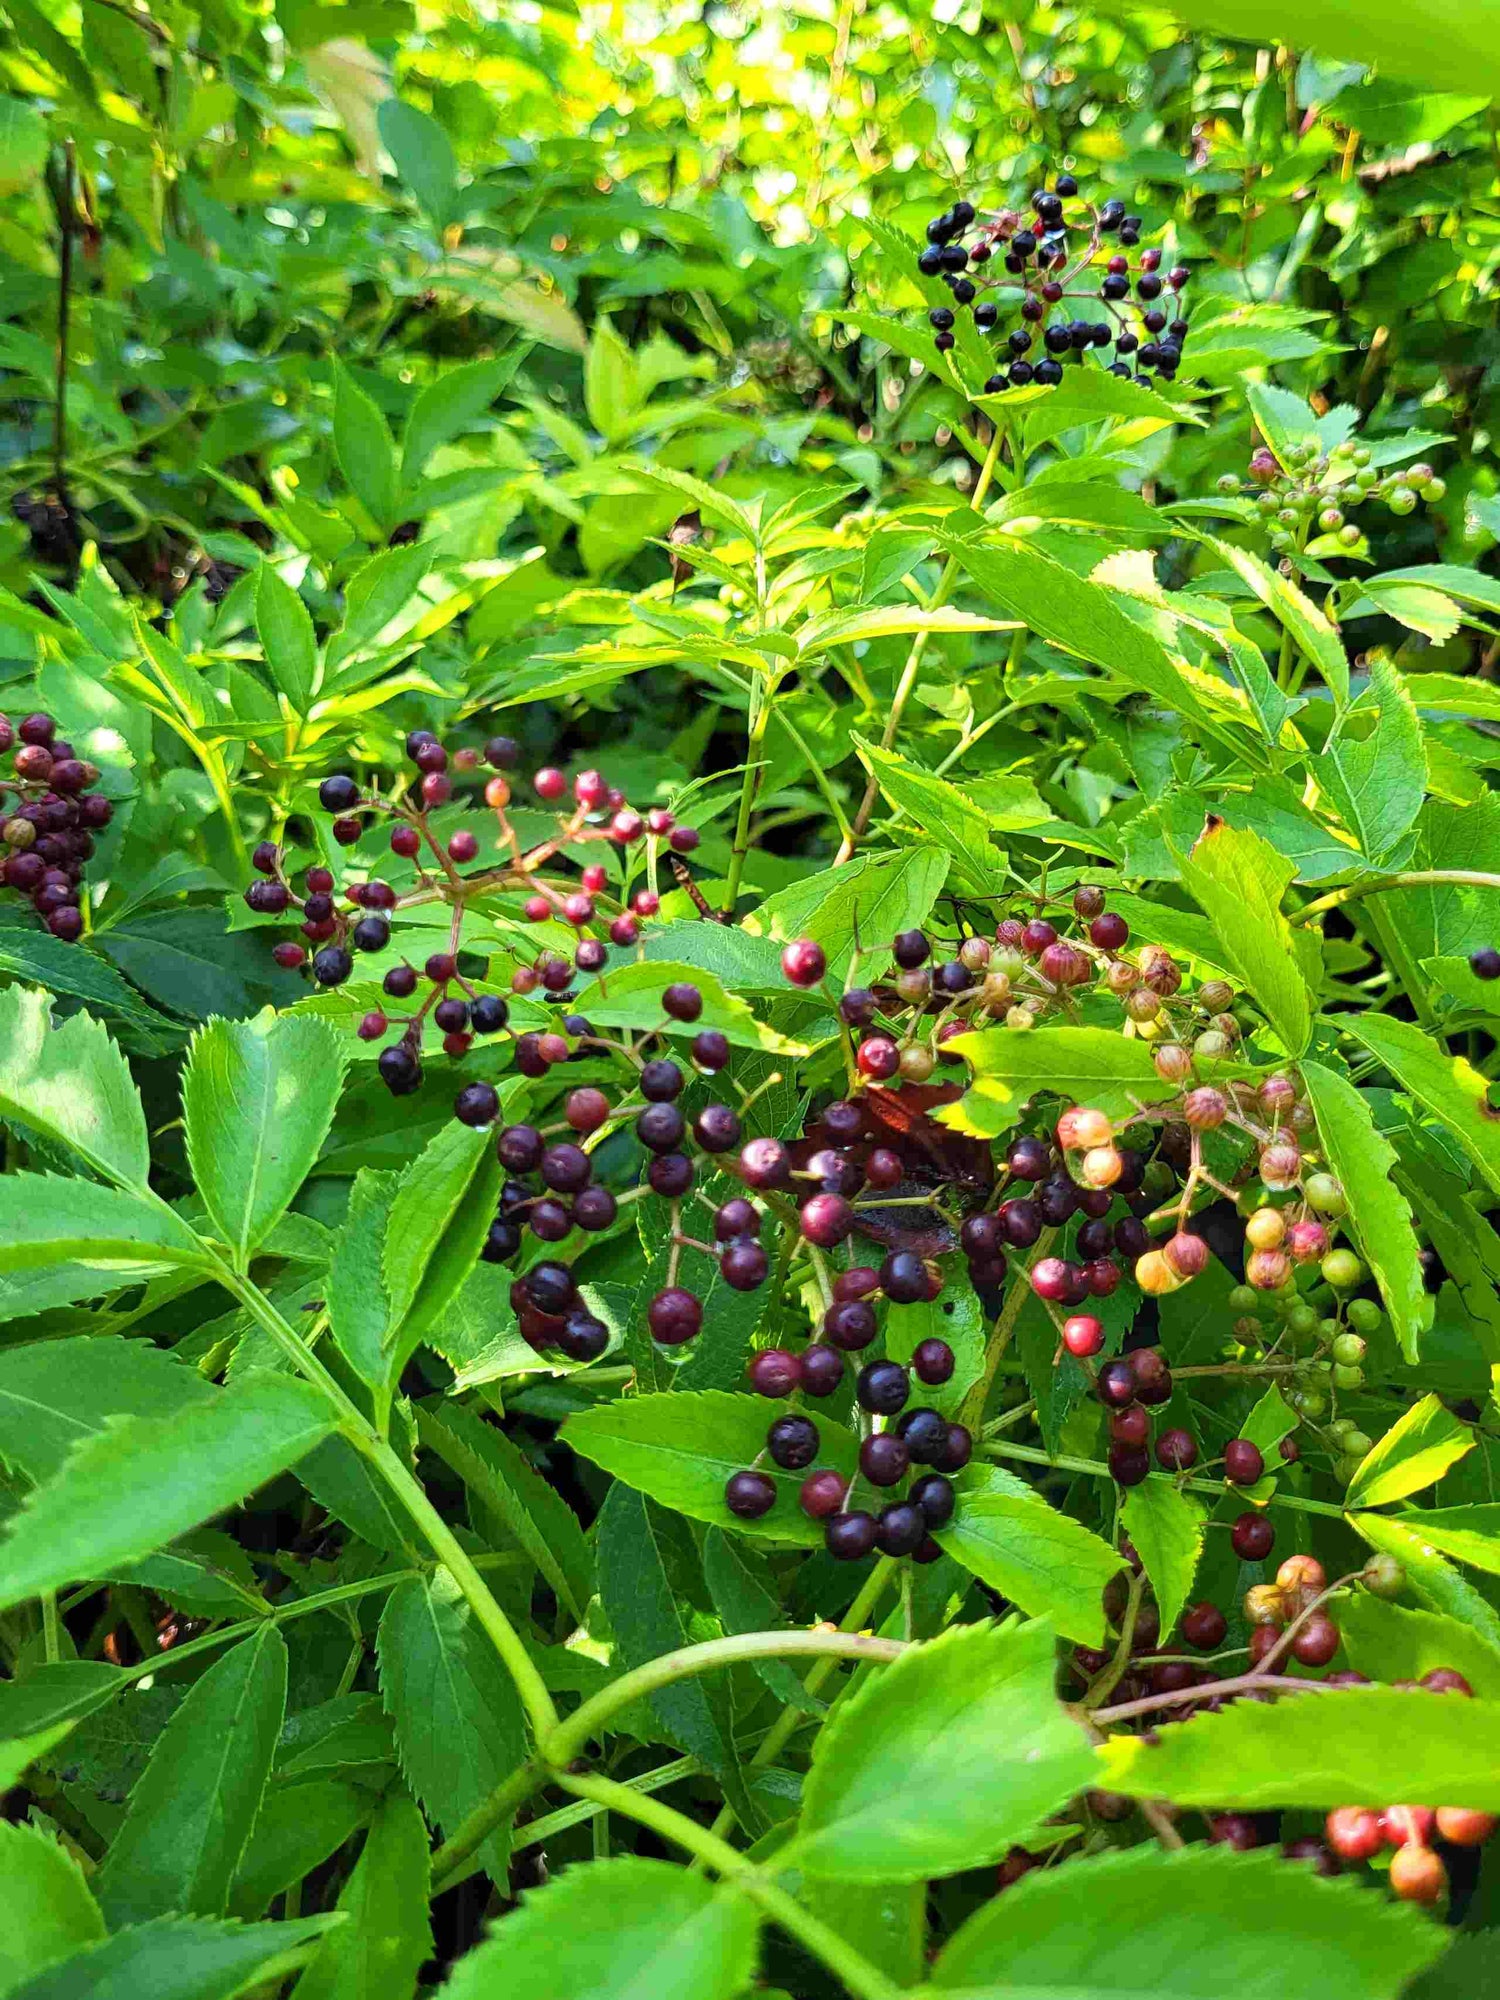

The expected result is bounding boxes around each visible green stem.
[837,420,1008,863]
[982,1440,1348,1517]
[434,1758,705,1893]
[41,1591,60,1664]
[545,1629,906,1769]
[961,1232,1055,1431]
[429,1759,550,1888]
[1290,869,1500,925]
[723,671,780,916]
[212,1257,558,1738]
[561,1771,906,2000]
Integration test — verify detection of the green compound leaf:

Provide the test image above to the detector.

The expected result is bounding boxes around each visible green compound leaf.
[1337,1592,1500,1698]
[0,1374,334,1612]
[1301,1061,1432,1363]
[289,1793,432,2000]
[938,1027,1162,1143]
[791,1621,1094,1884]
[562,1389,858,1548]
[4,1914,341,2000]
[183,1012,348,1266]
[0,1336,215,1484]
[1398,1504,1500,1575]
[1342,1011,1500,1202]
[1350,1513,1500,1651]
[934,1468,1126,1647]
[0,984,149,1189]
[932,1842,1444,1998]
[96,1627,287,1928]
[376,1573,525,1880]
[1344,1393,1473,1509]
[0,1821,105,1993]
[438,1858,759,2000]
[1177,817,1312,1057]
[1121,1479,1206,1640]
[745,847,951,984]
[567,959,808,1056]
[1097,1687,1500,1809]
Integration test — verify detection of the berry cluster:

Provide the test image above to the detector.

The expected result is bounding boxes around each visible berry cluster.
[1072,1549,1492,1899]
[915,176,1190,390]
[1218,438,1446,555]
[249,732,699,1104]
[729,1334,969,1562]
[0,711,111,942]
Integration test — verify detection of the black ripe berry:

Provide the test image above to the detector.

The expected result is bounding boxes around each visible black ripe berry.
[857,1360,910,1415]
[454,1082,500,1128]
[312,945,353,987]
[825,1510,879,1561]
[725,1470,777,1519]
[800,1344,845,1396]
[470,993,509,1034]
[318,773,361,814]
[1181,1601,1228,1650]
[662,981,703,1021]
[912,1337,955,1384]
[910,1473,955,1528]
[824,1300,877,1351]
[1096,1358,1137,1409]
[721,1240,769,1291]
[351,915,389,952]
[860,1432,910,1486]
[767,1414,820,1470]
[876,1503,927,1557]
[1470,948,1500,981]
[897,1406,949,1465]
[378,1046,422,1095]
[880,1249,928,1305]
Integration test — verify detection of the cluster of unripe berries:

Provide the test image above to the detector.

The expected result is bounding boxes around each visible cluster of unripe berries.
[1217,437,1446,554]
[914,175,1190,390]
[730,1335,970,1562]
[0,711,111,942]
[248,735,701,1106]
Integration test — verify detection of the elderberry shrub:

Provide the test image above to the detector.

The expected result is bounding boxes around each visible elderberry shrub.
[0,711,112,941]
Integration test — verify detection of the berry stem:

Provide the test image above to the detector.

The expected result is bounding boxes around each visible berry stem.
[559,1770,907,2000]
[1083,1566,1147,1710]
[982,1439,1348,1517]
[959,1228,1057,1429]
[837,417,1008,863]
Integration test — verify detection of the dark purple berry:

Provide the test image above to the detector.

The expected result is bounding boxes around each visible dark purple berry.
[767,1414,820,1470]
[726,1470,777,1519]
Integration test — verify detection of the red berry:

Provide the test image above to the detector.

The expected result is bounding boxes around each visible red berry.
[1230,1512,1274,1561]
[799,1469,847,1519]
[800,1192,853,1248]
[534,767,566,800]
[1090,911,1128,950]
[748,1349,802,1397]
[1326,1807,1384,1861]
[1062,1313,1103,1357]
[856,1036,900,1081]
[1223,1439,1264,1486]
[781,938,826,987]
[648,1287,702,1345]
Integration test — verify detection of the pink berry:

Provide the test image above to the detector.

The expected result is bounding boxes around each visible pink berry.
[574,769,607,808]
[1062,1314,1103,1357]
[535,767,566,801]
[781,938,827,987]
[582,864,608,894]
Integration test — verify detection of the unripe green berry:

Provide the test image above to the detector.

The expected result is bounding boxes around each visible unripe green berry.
[1304,1174,1346,1217]
[1227,1284,1260,1314]
[1389,485,1417,516]
[1337,524,1361,547]
[1217,473,1241,495]
[1363,1551,1405,1598]
[1351,445,1371,467]
[1332,1363,1364,1389]
[1344,1429,1374,1458]
[1346,1297,1381,1333]
[1334,1453,1363,1484]
[1332,1332,1367,1366]
[1288,1304,1321,1338]
[1292,1388,1327,1418]
[1425,476,1446,501]
[1319,508,1343,532]
[1322,1248,1364,1289]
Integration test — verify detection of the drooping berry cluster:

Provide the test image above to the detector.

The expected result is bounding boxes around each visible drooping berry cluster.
[0,711,111,942]
[729,1333,970,1563]
[1218,439,1446,555]
[1070,1547,1491,1900]
[249,732,699,1103]
[915,176,1190,390]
